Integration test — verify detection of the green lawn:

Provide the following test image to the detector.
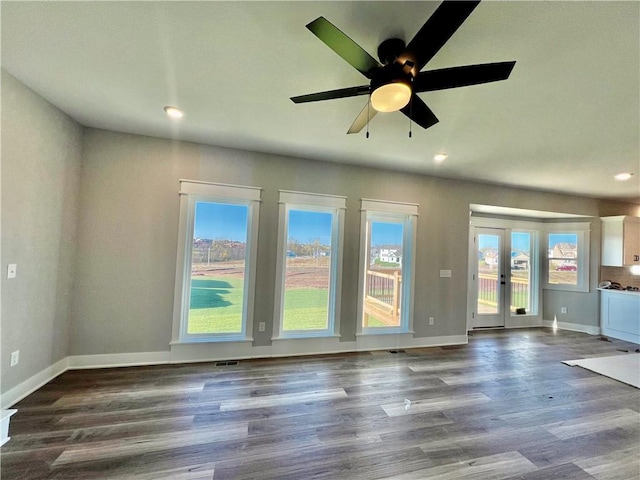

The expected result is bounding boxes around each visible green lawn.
[477,289,529,310]
[364,315,395,327]
[188,276,329,333]
[188,277,243,333]
[282,288,328,331]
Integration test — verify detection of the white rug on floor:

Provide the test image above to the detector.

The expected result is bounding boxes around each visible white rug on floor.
[563,353,640,388]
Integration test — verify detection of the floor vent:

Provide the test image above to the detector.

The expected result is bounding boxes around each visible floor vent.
[215,360,239,367]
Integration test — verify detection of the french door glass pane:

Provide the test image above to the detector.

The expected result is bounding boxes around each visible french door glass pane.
[363,220,403,328]
[477,233,500,315]
[548,233,578,285]
[511,232,531,313]
[282,210,332,331]
[188,202,248,334]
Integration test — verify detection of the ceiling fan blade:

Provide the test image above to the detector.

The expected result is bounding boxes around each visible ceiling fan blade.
[413,61,516,92]
[405,1,480,74]
[291,85,369,104]
[306,17,382,78]
[400,95,439,130]
[347,101,378,134]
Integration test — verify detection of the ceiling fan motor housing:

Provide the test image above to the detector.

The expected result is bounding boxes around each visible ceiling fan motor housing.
[377,38,407,65]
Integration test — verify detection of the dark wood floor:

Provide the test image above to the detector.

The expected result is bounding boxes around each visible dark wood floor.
[2,328,639,479]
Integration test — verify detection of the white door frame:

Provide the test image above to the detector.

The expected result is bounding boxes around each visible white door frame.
[467,215,543,331]
[470,227,507,328]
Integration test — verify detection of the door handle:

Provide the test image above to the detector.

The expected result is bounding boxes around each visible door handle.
[500,281,506,285]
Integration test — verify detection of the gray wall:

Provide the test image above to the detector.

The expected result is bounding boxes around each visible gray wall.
[2,72,638,396]
[1,70,82,392]
[70,128,630,355]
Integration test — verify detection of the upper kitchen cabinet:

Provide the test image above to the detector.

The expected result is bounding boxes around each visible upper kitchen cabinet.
[601,216,640,266]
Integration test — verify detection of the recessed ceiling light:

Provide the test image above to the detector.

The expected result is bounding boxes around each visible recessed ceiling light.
[614,172,633,181]
[434,153,448,162]
[164,106,184,119]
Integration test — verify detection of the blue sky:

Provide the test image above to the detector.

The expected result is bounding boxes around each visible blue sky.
[194,205,335,244]
[194,202,248,241]
[548,233,577,247]
[371,221,403,246]
[194,202,573,252]
[288,210,332,244]
[478,232,578,252]
[193,203,407,246]
[479,232,531,252]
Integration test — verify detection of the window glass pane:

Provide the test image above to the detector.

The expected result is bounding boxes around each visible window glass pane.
[477,233,500,315]
[363,220,403,327]
[511,232,531,313]
[548,233,578,285]
[282,210,332,331]
[188,202,248,334]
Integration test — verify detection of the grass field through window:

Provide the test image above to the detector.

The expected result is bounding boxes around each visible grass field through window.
[188,277,244,334]
[188,275,329,334]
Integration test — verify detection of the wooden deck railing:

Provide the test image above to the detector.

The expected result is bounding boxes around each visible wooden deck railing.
[364,269,401,326]
[478,274,530,311]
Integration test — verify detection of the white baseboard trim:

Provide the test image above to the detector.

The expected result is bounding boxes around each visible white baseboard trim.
[68,351,171,369]
[354,334,468,351]
[169,334,469,363]
[1,335,470,408]
[542,319,600,336]
[1,357,68,410]
[505,317,544,329]
[170,341,270,363]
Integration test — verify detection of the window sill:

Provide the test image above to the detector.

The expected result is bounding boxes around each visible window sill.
[357,330,415,336]
[170,337,254,345]
[543,286,590,293]
[272,333,341,341]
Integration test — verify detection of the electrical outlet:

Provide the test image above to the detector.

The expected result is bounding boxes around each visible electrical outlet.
[10,350,19,367]
[428,317,434,326]
[561,307,567,314]
[258,322,265,332]
[7,264,17,279]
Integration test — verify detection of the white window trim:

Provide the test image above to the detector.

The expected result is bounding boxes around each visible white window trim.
[171,180,261,344]
[357,199,418,336]
[468,215,542,322]
[543,222,591,293]
[510,229,540,317]
[272,190,346,340]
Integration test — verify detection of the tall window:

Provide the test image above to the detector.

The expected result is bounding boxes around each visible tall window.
[273,191,346,338]
[510,230,538,315]
[544,223,590,292]
[358,199,418,334]
[173,181,260,342]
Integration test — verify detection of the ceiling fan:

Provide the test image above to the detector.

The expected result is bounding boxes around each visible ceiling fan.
[290,0,516,134]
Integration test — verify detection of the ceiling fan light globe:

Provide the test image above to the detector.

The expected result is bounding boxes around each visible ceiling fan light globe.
[371,83,411,112]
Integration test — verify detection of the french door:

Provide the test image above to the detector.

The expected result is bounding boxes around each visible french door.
[470,227,536,329]
[473,228,506,328]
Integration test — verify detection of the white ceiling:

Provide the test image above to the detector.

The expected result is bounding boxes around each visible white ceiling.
[2,1,639,203]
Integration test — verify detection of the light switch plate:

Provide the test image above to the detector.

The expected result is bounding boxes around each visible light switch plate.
[7,264,17,279]
[439,270,452,278]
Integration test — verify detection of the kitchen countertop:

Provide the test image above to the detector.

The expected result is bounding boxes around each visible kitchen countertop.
[598,287,640,296]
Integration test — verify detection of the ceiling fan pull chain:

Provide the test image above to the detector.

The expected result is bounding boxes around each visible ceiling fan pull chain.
[366,95,371,138]
[408,93,413,138]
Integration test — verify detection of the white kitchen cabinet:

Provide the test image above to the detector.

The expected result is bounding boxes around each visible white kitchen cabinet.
[601,216,640,266]
[599,289,640,344]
